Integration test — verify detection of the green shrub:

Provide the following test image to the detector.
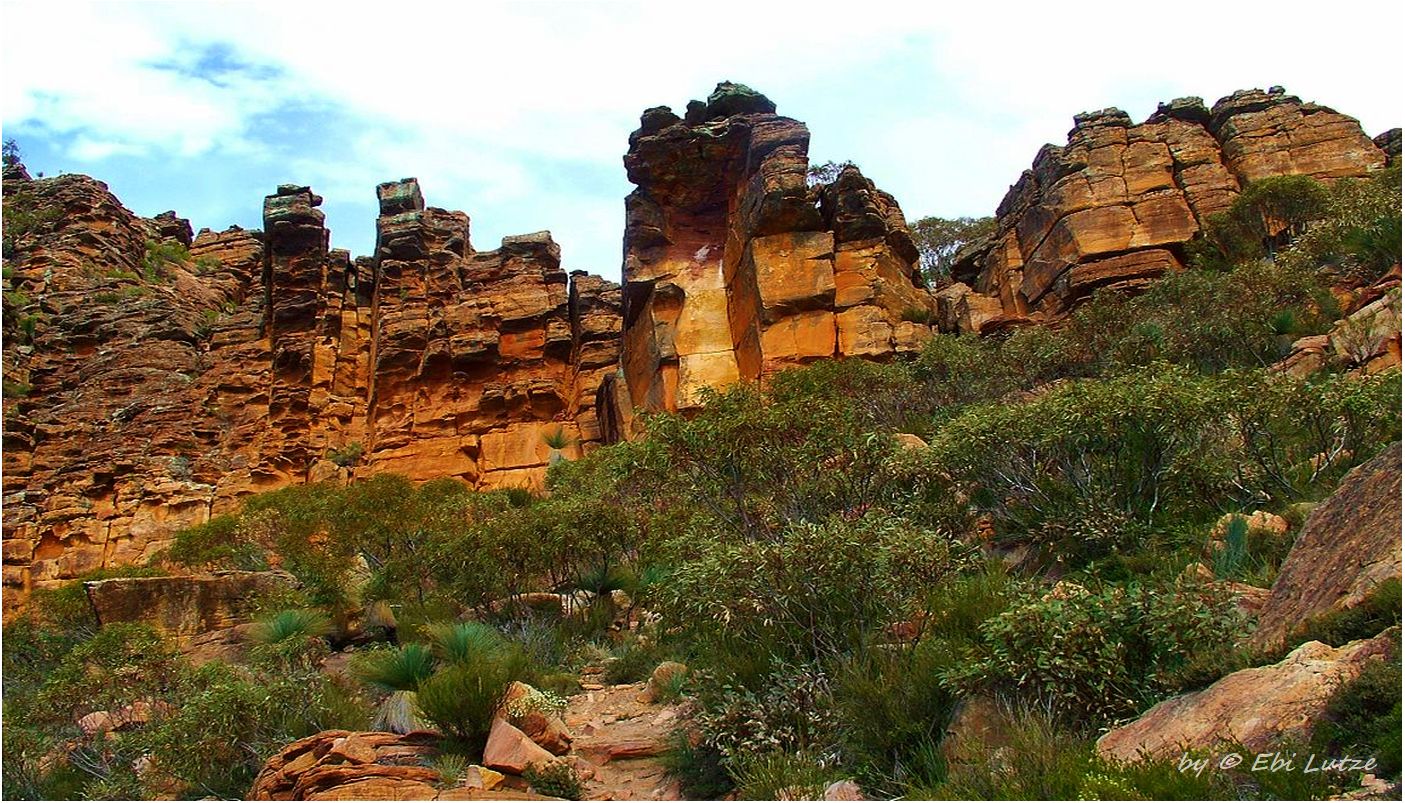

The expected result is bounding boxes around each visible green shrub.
[692,663,840,770]
[1313,638,1402,777]
[38,623,186,724]
[423,620,509,666]
[193,255,224,273]
[900,305,934,325]
[133,659,368,798]
[660,729,733,799]
[353,643,436,693]
[326,441,363,467]
[1280,165,1402,283]
[951,578,1248,729]
[160,514,267,571]
[831,643,957,794]
[415,651,527,753]
[1,187,61,257]
[1293,579,1403,648]
[656,515,968,668]
[730,751,844,800]
[142,239,189,281]
[523,759,584,799]
[1191,174,1331,268]
[2,378,31,397]
[602,637,663,685]
[249,608,333,646]
[925,365,1401,568]
[431,752,468,786]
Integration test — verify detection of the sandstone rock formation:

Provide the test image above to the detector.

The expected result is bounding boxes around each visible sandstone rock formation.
[249,730,444,800]
[1251,446,1402,654]
[1096,630,1397,762]
[1,169,620,613]
[607,82,934,430]
[952,87,1390,324]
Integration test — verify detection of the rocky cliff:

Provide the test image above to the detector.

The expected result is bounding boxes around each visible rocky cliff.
[948,87,1392,328]
[3,82,1394,609]
[602,82,935,436]
[1,168,620,610]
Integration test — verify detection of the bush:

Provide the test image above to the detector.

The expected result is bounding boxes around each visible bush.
[655,515,968,668]
[141,239,189,281]
[133,659,368,797]
[925,365,1401,568]
[660,730,733,800]
[424,620,509,666]
[602,638,663,685]
[1280,165,1402,283]
[1292,578,1403,648]
[353,643,436,693]
[249,608,333,647]
[38,623,186,724]
[729,751,844,800]
[1191,174,1331,269]
[950,578,1248,729]
[523,759,584,799]
[1313,637,1402,778]
[415,650,527,754]
[326,441,363,467]
[830,643,956,794]
[692,663,840,770]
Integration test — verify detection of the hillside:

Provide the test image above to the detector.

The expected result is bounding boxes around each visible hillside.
[2,82,1401,801]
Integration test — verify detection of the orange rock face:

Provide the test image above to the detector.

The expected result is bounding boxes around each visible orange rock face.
[1,171,620,613]
[953,87,1389,323]
[611,82,934,427]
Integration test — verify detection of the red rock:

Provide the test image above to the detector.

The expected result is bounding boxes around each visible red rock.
[1,166,620,616]
[248,730,440,800]
[1096,631,1397,762]
[611,82,933,430]
[483,718,554,775]
[953,87,1388,320]
[1251,447,1402,653]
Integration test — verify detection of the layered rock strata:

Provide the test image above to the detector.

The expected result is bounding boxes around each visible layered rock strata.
[610,82,935,428]
[951,87,1391,327]
[1,171,620,612]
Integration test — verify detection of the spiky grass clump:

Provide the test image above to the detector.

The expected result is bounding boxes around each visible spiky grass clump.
[423,621,507,666]
[416,651,527,753]
[249,608,333,645]
[541,426,574,451]
[430,751,468,786]
[352,644,436,692]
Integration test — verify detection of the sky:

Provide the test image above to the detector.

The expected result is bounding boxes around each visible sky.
[3,0,1402,281]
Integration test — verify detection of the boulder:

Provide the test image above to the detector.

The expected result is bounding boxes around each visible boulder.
[483,718,554,775]
[83,571,294,659]
[1096,631,1397,762]
[824,779,867,800]
[641,660,689,704]
[1251,447,1402,654]
[1209,510,1290,539]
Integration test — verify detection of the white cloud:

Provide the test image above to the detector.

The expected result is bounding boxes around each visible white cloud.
[3,0,1401,276]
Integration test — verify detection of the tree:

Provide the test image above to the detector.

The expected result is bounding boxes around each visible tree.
[1193,175,1330,268]
[2,138,19,168]
[909,215,996,284]
[806,160,856,188]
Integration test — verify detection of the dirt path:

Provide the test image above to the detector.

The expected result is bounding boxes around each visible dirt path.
[562,681,685,800]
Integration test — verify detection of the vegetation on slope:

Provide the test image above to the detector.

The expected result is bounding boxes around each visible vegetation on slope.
[2,167,1401,800]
